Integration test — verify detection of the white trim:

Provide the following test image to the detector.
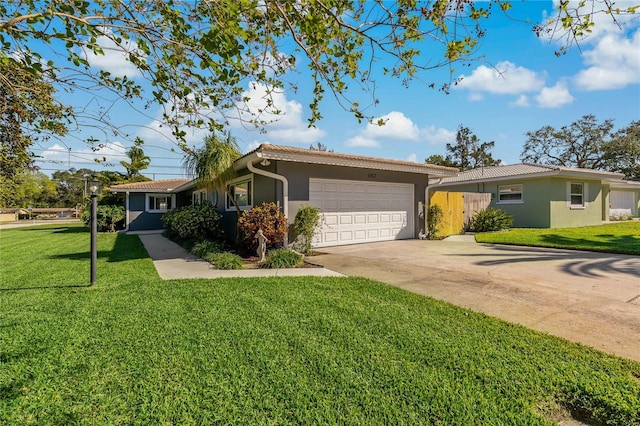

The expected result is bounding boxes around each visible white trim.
[496,183,524,205]
[567,182,586,209]
[146,193,176,213]
[225,176,254,212]
[192,189,208,206]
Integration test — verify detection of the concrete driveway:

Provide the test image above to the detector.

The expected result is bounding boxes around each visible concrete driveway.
[311,237,640,362]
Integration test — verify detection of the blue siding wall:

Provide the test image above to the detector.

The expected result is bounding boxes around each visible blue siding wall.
[127,193,166,231]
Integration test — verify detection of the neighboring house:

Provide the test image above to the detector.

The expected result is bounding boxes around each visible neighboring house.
[110,143,458,246]
[0,208,27,222]
[0,208,78,222]
[609,179,640,218]
[108,179,191,232]
[427,163,631,228]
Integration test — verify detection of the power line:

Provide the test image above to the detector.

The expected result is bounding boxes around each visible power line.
[30,147,184,161]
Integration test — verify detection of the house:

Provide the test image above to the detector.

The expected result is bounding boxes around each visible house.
[107,179,191,232]
[427,163,635,229]
[0,208,27,222]
[109,143,458,246]
[609,179,640,219]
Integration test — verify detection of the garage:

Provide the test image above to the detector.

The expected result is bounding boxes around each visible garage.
[610,190,636,217]
[309,178,414,247]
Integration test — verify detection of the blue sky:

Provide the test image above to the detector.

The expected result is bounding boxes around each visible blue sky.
[34,1,640,180]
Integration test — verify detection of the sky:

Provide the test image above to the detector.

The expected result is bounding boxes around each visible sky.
[33,1,640,180]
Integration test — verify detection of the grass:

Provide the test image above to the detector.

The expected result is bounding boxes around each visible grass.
[1,224,640,424]
[475,221,640,255]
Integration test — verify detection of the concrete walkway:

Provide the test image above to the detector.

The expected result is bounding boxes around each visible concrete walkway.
[134,231,344,280]
[310,239,640,362]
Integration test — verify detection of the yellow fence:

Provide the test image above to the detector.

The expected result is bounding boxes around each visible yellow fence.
[429,191,465,237]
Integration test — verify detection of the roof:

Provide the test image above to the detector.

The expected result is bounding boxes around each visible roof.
[609,178,640,189]
[434,163,624,186]
[237,143,459,177]
[109,179,190,193]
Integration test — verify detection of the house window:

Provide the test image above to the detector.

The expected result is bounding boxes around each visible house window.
[226,178,252,211]
[147,194,174,213]
[192,190,208,206]
[497,184,523,204]
[570,183,584,207]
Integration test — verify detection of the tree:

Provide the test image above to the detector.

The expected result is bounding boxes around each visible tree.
[520,115,640,179]
[604,121,640,180]
[440,125,501,171]
[9,171,59,208]
[0,59,69,207]
[51,168,94,207]
[120,138,151,179]
[1,1,633,150]
[183,133,242,216]
[309,142,332,152]
[425,154,457,168]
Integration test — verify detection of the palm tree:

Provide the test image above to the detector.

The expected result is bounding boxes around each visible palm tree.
[121,137,151,179]
[183,132,242,215]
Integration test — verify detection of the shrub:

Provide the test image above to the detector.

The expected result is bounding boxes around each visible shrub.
[426,204,444,239]
[205,252,244,270]
[162,204,223,241]
[467,208,513,232]
[191,240,224,258]
[260,248,303,269]
[291,205,322,255]
[81,204,125,232]
[237,202,287,251]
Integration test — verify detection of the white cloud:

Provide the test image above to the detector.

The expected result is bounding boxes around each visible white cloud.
[244,141,263,153]
[137,117,208,146]
[511,95,530,107]
[41,142,127,167]
[541,1,640,44]
[405,153,418,163]
[419,126,456,145]
[344,135,381,148]
[344,111,455,149]
[574,30,640,90]
[361,111,420,141]
[83,36,142,78]
[535,82,574,108]
[456,61,545,95]
[231,82,325,145]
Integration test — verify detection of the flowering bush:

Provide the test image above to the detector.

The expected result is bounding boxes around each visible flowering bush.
[237,202,287,250]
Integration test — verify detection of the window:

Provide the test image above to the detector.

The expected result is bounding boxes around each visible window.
[192,190,208,206]
[570,183,584,207]
[498,184,523,204]
[226,178,252,211]
[146,194,174,213]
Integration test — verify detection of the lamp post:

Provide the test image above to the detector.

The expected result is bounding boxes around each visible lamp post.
[89,174,100,285]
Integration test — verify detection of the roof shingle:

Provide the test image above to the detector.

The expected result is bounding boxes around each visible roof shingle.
[109,179,190,192]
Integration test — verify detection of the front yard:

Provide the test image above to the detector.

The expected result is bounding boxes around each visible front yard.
[475,221,640,255]
[1,224,639,424]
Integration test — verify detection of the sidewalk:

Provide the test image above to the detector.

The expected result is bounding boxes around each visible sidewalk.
[134,231,344,280]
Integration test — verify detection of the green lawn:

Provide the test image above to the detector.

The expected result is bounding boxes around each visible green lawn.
[1,224,639,425]
[475,221,640,255]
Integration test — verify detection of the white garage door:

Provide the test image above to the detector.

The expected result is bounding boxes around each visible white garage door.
[610,190,635,216]
[309,178,414,247]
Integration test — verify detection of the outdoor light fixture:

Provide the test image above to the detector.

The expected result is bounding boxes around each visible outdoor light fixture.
[260,159,270,167]
[89,173,100,285]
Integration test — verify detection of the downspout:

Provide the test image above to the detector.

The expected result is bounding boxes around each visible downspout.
[124,191,130,232]
[246,159,289,246]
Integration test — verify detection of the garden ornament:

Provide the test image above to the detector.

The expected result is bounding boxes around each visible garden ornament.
[255,229,269,262]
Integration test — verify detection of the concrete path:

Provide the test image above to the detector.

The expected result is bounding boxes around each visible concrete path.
[310,239,640,362]
[135,231,344,280]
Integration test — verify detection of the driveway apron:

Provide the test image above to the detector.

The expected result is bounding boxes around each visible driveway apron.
[311,239,640,362]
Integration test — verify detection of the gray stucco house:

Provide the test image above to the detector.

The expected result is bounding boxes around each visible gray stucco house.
[427,163,638,228]
[110,143,458,247]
